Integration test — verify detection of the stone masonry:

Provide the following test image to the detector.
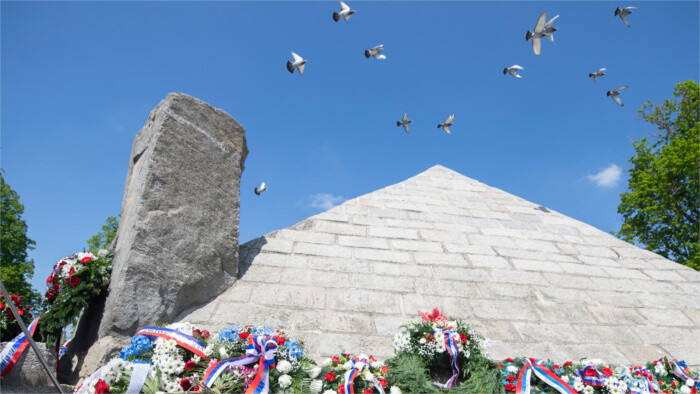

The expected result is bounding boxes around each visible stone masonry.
[177,165,700,367]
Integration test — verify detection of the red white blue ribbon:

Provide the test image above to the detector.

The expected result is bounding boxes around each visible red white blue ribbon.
[342,357,386,394]
[136,326,207,358]
[443,330,460,389]
[575,365,606,386]
[0,316,40,376]
[630,366,658,394]
[202,335,278,394]
[516,358,577,394]
[671,359,699,387]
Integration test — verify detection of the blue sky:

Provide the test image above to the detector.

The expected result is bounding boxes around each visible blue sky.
[2,1,698,292]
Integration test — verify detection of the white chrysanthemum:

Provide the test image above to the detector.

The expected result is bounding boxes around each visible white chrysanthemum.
[76,252,96,262]
[278,360,293,374]
[371,361,383,369]
[390,387,402,394]
[309,379,323,393]
[419,338,426,344]
[167,321,196,334]
[364,371,375,381]
[583,385,594,394]
[561,375,570,383]
[581,358,606,366]
[219,346,229,359]
[278,374,292,389]
[322,358,333,367]
[687,379,696,387]
[323,391,336,394]
[203,344,214,357]
[681,385,692,394]
[507,365,519,374]
[308,366,322,378]
[573,377,585,391]
[435,342,446,353]
[343,361,354,370]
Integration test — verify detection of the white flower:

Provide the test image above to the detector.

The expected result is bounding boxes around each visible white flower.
[322,358,333,367]
[278,360,293,374]
[308,366,322,379]
[323,391,336,394]
[687,379,696,387]
[309,379,323,393]
[419,338,426,344]
[358,354,368,360]
[278,374,292,389]
[573,377,585,391]
[219,346,229,359]
[364,371,375,381]
[561,375,569,383]
[507,365,519,374]
[203,344,214,357]
[343,361,354,370]
[583,386,594,394]
[681,386,692,394]
[371,361,383,369]
[390,387,402,394]
[435,342,446,353]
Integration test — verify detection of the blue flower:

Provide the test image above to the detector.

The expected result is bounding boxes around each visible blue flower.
[284,343,303,359]
[255,326,275,336]
[502,379,508,386]
[131,335,152,352]
[219,326,241,341]
[133,358,150,364]
[545,361,554,368]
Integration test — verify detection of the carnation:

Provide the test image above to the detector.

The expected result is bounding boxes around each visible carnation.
[390,387,402,394]
[308,366,322,378]
[277,360,292,374]
[278,374,292,389]
[364,371,374,381]
[309,379,323,393]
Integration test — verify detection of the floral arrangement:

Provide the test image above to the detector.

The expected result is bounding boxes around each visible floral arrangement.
[389,309,500,392]
[311,353,398,393]
[498,356,700,394]
[76,322,313,393]
[41,250,112,343]
[0,293,33,341]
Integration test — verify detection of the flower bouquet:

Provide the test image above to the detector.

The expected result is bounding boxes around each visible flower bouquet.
[310,353,396,394]
[76,322,314,393]
[499,357,577,393]
[0,293,33,341]
[41,251,112,344]
[387,308,500,392]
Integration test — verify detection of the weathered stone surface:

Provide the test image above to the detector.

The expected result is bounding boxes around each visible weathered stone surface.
[74,93,247,380]
[0,342,57,387]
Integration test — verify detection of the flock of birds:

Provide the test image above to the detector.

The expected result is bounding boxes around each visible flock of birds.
[258,3,639,196]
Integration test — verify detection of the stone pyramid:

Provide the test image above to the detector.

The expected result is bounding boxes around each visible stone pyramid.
[177,165,700,366]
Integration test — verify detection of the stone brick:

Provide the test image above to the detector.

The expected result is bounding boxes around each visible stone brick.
[385,218,435,229]
[294,242,353,258]
[543,272,595,289]
[250,284,325,309]
[574,325,644,344]
[454,216,501,228]
[275,229,335,245]
[470,299,538,320]
[240,265,282,283]
[368,207,408,219]
[559,262,609,277]
[534,302,595,324]
[433,266,490,281]
[328,289,401,314]
[535,287,594,303]
[637,308,694,327]
[514,323,585,343]
[402,294,472,319]
[549,344,629,365]
[468,234,517,248]
[488,341,556,361]
[312,220,367,236]
[514,239,559,253]
[413,278,480,298]
[632,327,698,345]
[477,283,537,300]
[574,245,618,259]
[350,273,416,292]
[444,244,496,255]
[368,226,419,239]
[278,268,350,288]
[309,258,372,274]
[373,262,433,277]
[616,344,670,365]
[390,239,443,252]
[576,255,622,267]
[642,269,687,282]
[601,267,650,280]
[418,229,468,243]
[468,255,511,269]
[413,252,467,266]
[259,238,294,254]
[491,269,547,285]
[289,311,374,334]
[408,211,454,223]
[511,259,563,272]
[337,235,390,249]
[587,306,647,325]
[354,248,412,263]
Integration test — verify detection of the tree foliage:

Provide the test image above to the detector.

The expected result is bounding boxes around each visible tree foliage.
[0,172,40,308]
[86,215,119,253]
[617,80,699,270]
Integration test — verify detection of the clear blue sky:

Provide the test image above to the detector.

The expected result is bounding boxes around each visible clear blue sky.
[2,1,698,292]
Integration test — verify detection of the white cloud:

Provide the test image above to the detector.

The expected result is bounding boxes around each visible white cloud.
[587,164,623,188]
[308,193,345,210]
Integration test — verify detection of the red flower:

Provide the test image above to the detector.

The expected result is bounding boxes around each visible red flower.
[363,390,373,394]
[460,333,468,343]
[201,330,210,339]
[192,387,201,392]
[58,261,67,269]
[602,367,613,377]
[80,256,92,264]
[498,363,504,369]
[275,336,285,345]
[690,387,697,394]
[369,356,377,362]
[506,375,516,382]
[46,273,56,284]
[584,368,599,377]
[95,379,110,394]
[553,365,560,370]
[180,378,192,391]
[563,361,573,367]
[239,332,250,340]
[505,383,516,391]
[338,386,345,394]
[332,356,340,364]
[67,276,81,287]
[185,360,197,371]
[381,366,388,374]
[325,372,337,382]
[378,378,388,387]
[671,381,677,388]
[418,308,447,322]
[505,358,514,363]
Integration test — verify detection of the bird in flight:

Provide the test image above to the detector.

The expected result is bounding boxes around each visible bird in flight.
[254,182,268,196]
[589,68,606,82]
[333,1,355,22]
[437,114,455,133]
[607,86,628,106]
[615,7,637,27]
[503,65,525,78]
[397,113,412,133]
[286,52,308,76]
[526,11,559,55]
[365,44,387,60]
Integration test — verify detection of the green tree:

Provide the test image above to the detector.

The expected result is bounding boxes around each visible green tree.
[0,172,41,308]
[86,215,119,253]
[617,80,699,270]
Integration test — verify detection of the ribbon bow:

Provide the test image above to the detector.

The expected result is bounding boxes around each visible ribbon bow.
[442,330,460,389]
[622,366,658,394]
[343,356,385,394]
[419,308,447,323]
[670,359,700,388]
[516,358,577,394]
[203,335,278,394]
[575,365,607,386]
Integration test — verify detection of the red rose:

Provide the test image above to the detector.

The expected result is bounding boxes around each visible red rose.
[185,360,197,371]
[379,378,388,387]
[381,366,388,374]
[193,387,201,392]
[68,267,75,275]
[58,261,67,269]
[498,363,504,369]
[671,381,677,388]
[563,361,573,367]
[460,333,468,343]
[275,336,285,345]
[180,378,192,391]
[363,390,373,394]
[95,379,110,394]
[46,273,56,284]
[80,256,92,264]
[554,365,560,370]
[16,308,24,316]
[505,358,514,363]
[332,356,340,364]
[602,367,613,377]
[690,387,697,394]
[325,372,337,382]
[506,375,516,382]
[239,332,250,340]
[338,386,345,394]
[67,276,81,287]
[505,383,516,391]
[369,356,377,362]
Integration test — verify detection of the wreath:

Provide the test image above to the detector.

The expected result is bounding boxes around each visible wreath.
[311,353,397,393]
[0,293,33,341]
[386,308,501,393]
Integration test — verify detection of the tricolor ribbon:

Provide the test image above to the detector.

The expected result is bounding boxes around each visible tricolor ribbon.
[135,326,207,358]
[443,330,460,389]
[343,357,386,394]
[0,316,40,376]
[670,359,700,387]
[515,358,577,394]
[575,365,606,386]
[630,366,658,394]
[202,335,278,394]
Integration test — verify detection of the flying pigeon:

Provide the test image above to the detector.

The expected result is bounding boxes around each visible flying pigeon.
[437,114,455,133]
[396,112,412,133]
[503,65,524,78]
[286,52,307,76]
[589,68,607,82]
[364,44,386,60]
[607,86,628,106]
[333,1,355,22]
[526,11,559,55]
[615,7,637,27]
[254,182,268,196]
